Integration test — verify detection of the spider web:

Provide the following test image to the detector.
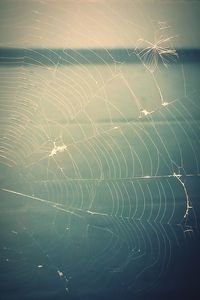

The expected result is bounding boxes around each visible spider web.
[0,1,200,299]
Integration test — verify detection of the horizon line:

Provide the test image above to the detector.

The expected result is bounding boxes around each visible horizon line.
[0,47,200,66]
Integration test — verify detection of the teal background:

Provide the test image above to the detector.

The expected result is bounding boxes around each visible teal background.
[0,1,200,299]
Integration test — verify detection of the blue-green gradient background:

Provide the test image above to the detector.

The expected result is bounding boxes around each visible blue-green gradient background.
[0,1,200,300]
